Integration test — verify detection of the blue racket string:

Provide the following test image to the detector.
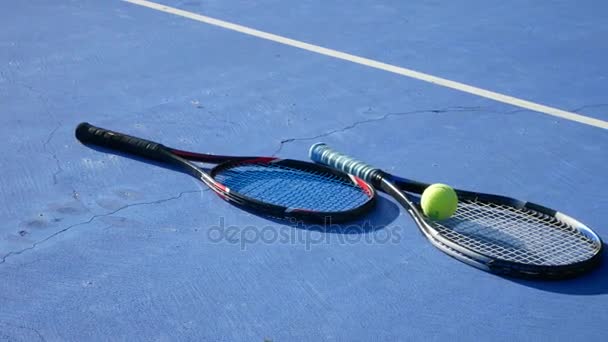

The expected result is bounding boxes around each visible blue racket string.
[214,163,371,212]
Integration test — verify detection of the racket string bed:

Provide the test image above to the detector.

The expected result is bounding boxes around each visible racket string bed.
[430,200,600,266]
[214,163,371,212]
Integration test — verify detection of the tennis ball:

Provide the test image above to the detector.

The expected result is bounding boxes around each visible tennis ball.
[420,183,458,220]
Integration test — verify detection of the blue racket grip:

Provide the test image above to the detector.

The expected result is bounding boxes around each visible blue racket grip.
[309,143,382,183]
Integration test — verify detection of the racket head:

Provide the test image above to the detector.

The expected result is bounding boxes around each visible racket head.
[411,189,603,278]
[208,158,376,223]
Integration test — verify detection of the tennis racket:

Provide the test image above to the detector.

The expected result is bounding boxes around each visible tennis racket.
[310,143,603,279]
[75,123,375,222]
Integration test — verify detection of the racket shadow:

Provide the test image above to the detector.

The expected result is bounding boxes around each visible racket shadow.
[438,215,606,291]
[506,244,608,295]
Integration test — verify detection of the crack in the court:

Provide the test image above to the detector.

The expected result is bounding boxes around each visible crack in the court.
[0,322,46,342]
[42,123,63,185]
[493,103,608,117]
[0,190,202,265]
[271,106,484,156]
[272,102,608,156]
[571,103,608,113]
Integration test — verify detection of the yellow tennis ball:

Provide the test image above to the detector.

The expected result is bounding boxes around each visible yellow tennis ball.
[421,183,458,220]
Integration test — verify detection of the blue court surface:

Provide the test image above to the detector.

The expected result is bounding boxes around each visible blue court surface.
[2,1,608,341]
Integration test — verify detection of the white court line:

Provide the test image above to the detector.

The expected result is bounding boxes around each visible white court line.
[123,0,608,130]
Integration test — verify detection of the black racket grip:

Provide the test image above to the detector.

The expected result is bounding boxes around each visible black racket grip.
[75,122,171,162]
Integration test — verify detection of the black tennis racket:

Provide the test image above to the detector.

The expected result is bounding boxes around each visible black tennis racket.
[75,123,375,222]
[310,143,603,279]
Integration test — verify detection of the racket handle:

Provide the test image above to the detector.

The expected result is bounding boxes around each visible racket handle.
[309,143,382,184]
[75,122,171,162]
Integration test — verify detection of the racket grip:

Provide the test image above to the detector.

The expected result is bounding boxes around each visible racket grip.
[75,122,170,162]
[309,143,382,183]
